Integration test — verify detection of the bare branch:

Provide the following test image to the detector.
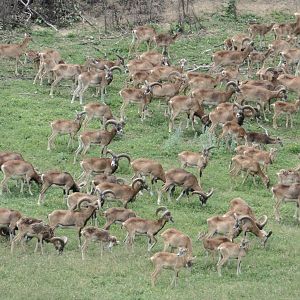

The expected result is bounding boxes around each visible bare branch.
[18,0,58,31]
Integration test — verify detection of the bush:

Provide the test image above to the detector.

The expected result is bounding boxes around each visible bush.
[225,0,237,20]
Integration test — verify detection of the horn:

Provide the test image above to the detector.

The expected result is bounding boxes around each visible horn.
[50,236,68,254]
[278,87,287,93]
[274,85,287,91]
[206,189,214,198]
[77,198,92,210]
[241,105,256,116]
[238,215,254,221]
[50,236,68,245]
[233,102,242,110]
[132,178,145,188]
[265,67,275,73]
[106,149,115,157]
[256,215,268,229]
[116,153,131,163]
[105,119,118,130]
[150,82,162,88]
[242,37,251,45]
[110,66,122,73]
[204,146,216,153]
[226,81,238,89]
[263,231,272,247]
[168,71,182,78]
[156,206,168,215]
[202,146,217,154]
[101,189,115,198]
[97,189,115,208]
[237,215,257,226]
[192,188,214,200]
[116,177,127,184]
[116,54,124,63]
[77,111,87,116]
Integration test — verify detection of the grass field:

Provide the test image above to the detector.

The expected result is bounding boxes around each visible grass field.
[0,11,300,300]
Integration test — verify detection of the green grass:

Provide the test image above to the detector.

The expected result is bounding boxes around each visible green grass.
[0,13,300,300]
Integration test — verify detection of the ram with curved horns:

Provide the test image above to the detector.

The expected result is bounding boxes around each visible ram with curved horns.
[232,214,272,247]
[209,102,258,135]
[95,178,148,208]
[161,168,214,206]
[191,81,240,107]
[224,197,269,229]
[78,150,130,186]
[122,207,174,251]
[11,217,68,255]
[74,119,125,163]
[235,82,287,121]
[131,158,166,204]
[48,190,113,247]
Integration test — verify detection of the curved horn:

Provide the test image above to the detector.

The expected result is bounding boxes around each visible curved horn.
[275,85,287,91]
[50,236,68,245]
[168,71,182,78]
[116,54,125,63]
[105,119,118,130]
[50,236,68,254]
[241,105,257,115]
[192,189,214,199]
[132,178,145,188]
[242,37,251,45]
[110,66,122,73]
[116,153,131,164]
[192,190,207,198]
[204,189,214,198]
[256,215,268,229]
[116,177,127,184]
[265,67,275,73]
[101,189,115,198]
[150,82,162,88]
[278,87,287,93]
[237,215,257,225]
[226,81,238,89]
[106,149,116,157]
[77,111,87,116]
[156,206,168,215]
[204,146,216,152]
[97,189,115,208]
[77,198,92,210]
[233,102,242,110]
[51,236,68,244]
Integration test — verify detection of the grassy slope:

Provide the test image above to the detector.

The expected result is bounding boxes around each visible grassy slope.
[0,12,300,300]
